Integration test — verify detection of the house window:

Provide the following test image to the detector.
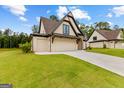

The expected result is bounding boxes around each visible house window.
[63,24,69,35]
[93,36,97,41]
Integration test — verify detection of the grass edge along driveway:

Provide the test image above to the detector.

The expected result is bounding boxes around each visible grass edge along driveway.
[86,48,124,58]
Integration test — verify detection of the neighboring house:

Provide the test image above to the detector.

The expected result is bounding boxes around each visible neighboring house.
[31,12,84,52]
[88,30,124,49]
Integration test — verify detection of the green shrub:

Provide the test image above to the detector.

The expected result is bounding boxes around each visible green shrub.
[103,43,107,48]
[86,46,92,50]
[19,42,31,53]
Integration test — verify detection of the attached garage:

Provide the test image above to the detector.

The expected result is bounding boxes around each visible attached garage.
[32,36,80,52]
[51,37,77,52]
[32,37,50,52]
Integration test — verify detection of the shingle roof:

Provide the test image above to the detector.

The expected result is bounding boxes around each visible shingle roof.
[41,17,59,34]
[96,30,120,40]
[40,12,70,35]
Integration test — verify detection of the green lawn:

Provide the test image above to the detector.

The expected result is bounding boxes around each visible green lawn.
[1,49,124,88]
[87,48,124,58]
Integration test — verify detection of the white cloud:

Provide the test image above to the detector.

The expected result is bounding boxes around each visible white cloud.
[107,21,113,26]
[106,13,113,18]
[47,10,50,14]
[0,29,5,31]
[112,6,124,17]
[69,6,77,10]
[85,22,93,26]
[56,6,91,20]
[23,24,32,27]
[56,6,68,19]
[36,17,40,22]
[3,5,27,22]
[71,9,91,20]
[4,5,27,16]
[19,16,27,22]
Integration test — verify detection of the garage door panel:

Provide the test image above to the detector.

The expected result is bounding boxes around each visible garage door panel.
[33,37,49,52]
[51,38,77,52]
[37,39,49,52]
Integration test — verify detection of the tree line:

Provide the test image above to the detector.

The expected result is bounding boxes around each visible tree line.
[0,28,31,48]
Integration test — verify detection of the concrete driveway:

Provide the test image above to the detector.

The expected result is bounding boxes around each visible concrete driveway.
[35,50,124,76]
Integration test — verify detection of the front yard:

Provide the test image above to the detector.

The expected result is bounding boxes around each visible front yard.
[87,48,124,58]
[1,49,124,87]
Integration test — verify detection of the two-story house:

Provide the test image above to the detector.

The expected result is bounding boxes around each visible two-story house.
[31,12,84,52]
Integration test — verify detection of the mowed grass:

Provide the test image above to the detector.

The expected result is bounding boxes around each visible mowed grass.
[1,49,124,87]
[87,48,124,58]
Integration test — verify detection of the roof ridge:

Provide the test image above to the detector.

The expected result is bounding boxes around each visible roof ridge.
[41,16,59,22]
[96,30,120,40]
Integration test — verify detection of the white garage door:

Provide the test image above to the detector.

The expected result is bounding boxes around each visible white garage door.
[36,38,49,52]
[33,37,49,52]
[51,38,77,52]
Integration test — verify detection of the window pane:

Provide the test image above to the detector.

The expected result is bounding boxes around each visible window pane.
[63,24,69,35]
[93,36,97,40]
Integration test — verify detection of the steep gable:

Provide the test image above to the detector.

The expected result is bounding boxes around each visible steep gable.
[88,30,107,42]
[38,12,83,36]
[117,30,124,39]
[39,17,59,34]
[67,12,82,34]
[54,19,77,36]
[39,20,46,34]
[52,12,83,36]
[88,30,122,42]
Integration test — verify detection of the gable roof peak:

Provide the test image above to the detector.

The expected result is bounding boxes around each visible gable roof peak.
[40,17,59,34]
[66,11,73,16]
[67,11,72,14]
[38,11,84,36]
